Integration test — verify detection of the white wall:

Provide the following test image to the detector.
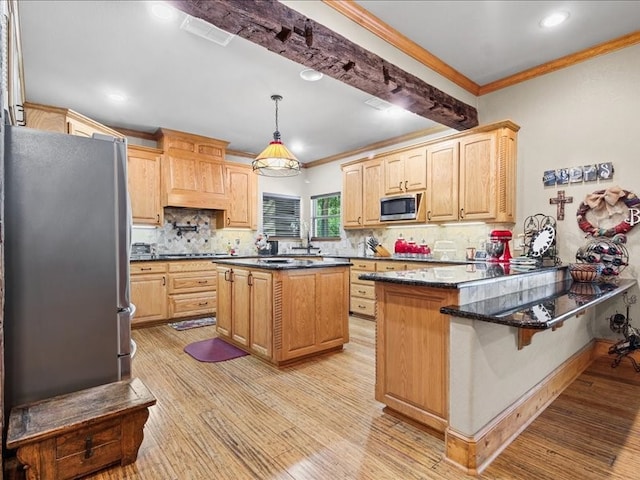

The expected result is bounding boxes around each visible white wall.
[478,44,640,327]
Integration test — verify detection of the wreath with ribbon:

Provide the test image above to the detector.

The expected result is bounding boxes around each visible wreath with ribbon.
[576,187,640,237]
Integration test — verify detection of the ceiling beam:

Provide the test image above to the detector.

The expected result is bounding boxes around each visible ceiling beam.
[168,0,478,131]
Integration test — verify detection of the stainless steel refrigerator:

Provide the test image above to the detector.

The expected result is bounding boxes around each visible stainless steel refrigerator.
[4,125,132,413]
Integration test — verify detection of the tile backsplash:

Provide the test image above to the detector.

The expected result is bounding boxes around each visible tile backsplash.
[132,208,513,258]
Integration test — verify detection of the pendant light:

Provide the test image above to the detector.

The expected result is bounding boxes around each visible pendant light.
[253,94,300,177]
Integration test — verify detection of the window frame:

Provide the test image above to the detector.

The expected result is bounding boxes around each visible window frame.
[261,193,301,239]
[311,192,341,241]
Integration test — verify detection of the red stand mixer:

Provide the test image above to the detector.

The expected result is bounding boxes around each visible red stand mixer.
[487,230,512,263]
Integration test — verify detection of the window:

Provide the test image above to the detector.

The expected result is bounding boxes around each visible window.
[262,193,300,238]
[311,192,341,239]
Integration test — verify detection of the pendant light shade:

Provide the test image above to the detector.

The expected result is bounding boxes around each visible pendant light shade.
[253,95,300,177]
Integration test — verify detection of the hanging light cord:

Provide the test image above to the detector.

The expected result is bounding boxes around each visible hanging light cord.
[272,94,282,142]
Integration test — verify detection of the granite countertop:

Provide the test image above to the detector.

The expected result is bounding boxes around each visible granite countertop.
[359,263,563,289]
[213,257,352,270]
[440,278,637,329]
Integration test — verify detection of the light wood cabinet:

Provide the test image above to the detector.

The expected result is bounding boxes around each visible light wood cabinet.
[383,147,427,195]
[341,158,383,228]
[24,102,124,139]
[127,145,162,226]
[376,283,457,433]
[350,259,377,318]
[156,128,230,210]
[426,140,459,222]
[216,266,273,358]
[216,163,257,229]
[342,163,364,228]
[349,259,429,319]
[426,122,518,223]
[131,260,217,327]
[167,260,216,319]
[216,264,349,365]
[130,262,168,327]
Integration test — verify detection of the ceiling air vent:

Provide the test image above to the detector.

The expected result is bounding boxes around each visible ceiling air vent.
[180,15,235,46]
[364,97,394,111]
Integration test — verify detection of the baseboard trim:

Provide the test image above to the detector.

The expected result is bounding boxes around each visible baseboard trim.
[444,340,596,474]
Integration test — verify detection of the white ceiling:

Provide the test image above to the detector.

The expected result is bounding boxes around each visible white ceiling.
[17,1,640,163]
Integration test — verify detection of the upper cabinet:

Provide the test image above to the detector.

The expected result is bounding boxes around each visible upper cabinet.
[24,102,125,139]
[342,158,383,229]
[127,145,163,226]
[426,122,518,223]
[342,120,519,228]
[217,163,257,229]
[155,128,230,210]
[383,147,427,195]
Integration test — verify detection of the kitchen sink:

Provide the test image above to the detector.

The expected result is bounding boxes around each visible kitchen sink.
[259,258,294,264]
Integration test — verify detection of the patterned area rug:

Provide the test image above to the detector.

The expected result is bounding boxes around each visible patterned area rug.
[168,317,216,331]
[184,338,248,363]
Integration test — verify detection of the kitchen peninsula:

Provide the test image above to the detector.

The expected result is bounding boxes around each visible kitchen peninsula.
[214,257,351,366]
[361,264,636,474]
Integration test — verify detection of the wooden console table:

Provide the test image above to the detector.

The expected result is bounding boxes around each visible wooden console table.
[6,377,156,480]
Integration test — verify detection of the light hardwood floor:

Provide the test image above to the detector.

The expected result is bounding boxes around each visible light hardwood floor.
[14,317,640,479]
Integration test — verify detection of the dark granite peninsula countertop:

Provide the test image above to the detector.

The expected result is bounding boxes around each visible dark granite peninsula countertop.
[213,257,352,270]
[359,263,563,288]
[441,278,636,329]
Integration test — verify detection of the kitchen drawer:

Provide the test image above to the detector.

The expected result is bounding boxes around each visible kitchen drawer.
[351,283,375,299]
[349,259,377,271]
[350,297,376,317]
[168,272,217,294]
[350,270,375,286]
[376,261,404,272]
[168,260,217,273]
[169,291,216,318]
[130,262,167,275]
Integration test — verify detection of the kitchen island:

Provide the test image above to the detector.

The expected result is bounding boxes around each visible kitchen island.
[361,264,636,474]
[214,257,351,366]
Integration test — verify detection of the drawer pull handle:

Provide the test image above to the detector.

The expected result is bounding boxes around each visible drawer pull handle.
[141,267,152,271]
[84,436,94,459]
[198,280,208,284]
[198,302,209,306]
[358,304,365,309]
[358,290,366,294]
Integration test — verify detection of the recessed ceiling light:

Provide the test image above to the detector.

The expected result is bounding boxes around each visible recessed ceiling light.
[150,2,177,21]
[540,11,570,28]
[290,141,304,153]
[300,69,323,82]
[107,93,126,103]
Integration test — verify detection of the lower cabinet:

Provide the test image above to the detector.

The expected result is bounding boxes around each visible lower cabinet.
[167,261,217,319]
[216,265,349,365]
[130,260,216,327]
[130,262,168,326]
[349,259,430,319]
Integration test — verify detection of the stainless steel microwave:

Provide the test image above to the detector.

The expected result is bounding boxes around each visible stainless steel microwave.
[380,194,418,221]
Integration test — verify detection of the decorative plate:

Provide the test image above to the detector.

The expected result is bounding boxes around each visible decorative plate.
[530,225,555,257]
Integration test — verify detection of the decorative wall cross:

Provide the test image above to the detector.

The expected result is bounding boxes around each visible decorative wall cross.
[549,190,573,220]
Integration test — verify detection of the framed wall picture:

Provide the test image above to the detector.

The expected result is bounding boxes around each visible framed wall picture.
[583,164,598,182]
[569,167,583,183]
[543,170,556,186]
[556,168,569,185]
[598,162,614,180]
